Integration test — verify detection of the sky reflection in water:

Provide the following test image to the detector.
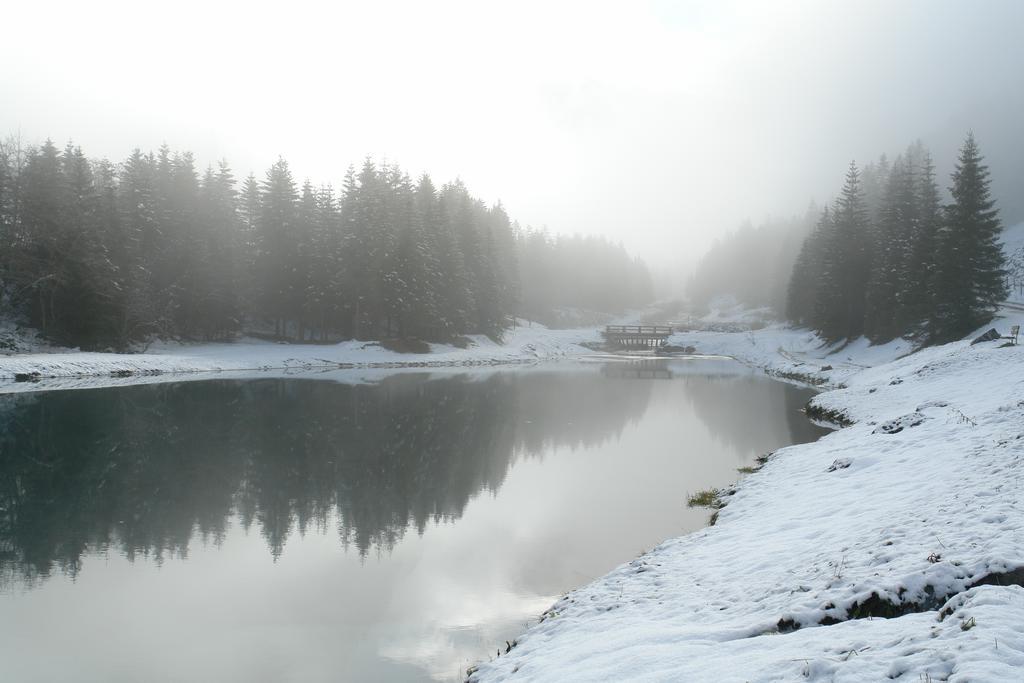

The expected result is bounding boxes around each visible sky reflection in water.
[0,359,827,681]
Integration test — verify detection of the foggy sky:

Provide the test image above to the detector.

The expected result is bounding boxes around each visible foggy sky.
[3,0,1022,267]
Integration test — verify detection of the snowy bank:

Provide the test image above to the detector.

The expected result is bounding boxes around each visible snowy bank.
[0,325,600,394]
[470,311,1024,682]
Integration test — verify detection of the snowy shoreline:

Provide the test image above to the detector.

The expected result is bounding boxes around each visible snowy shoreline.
[0,325,602,394]
[2,312,1022,679]
[470,313,1024,681]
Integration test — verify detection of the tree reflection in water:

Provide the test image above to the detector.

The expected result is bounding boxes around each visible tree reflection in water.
[0,370,655,588]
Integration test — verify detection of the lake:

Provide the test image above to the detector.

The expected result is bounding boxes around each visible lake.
[0,358,827,682]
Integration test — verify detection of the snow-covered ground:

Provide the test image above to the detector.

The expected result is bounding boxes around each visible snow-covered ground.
[0,324,600,394]
[470,308,1024,682]
[3,279,1023,681]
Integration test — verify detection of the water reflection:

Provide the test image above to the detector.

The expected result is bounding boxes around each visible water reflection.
[0,361,827,681]
[0,369,654,587]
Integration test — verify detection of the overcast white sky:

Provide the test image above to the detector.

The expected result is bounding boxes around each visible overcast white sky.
[3,0,1022,267]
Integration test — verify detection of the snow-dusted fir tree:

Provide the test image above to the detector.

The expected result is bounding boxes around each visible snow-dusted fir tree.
[897,144,942,337]
[929,133,1007,342]
[195,161,241,340]
[435,182,474,335]
[256,158,299,338]
[786,206,830,327]
[166,151,203,338]
[865,154,916,342]
[16,140,65,336]
[859,153,890,226]
[488,201,520,329]
[814,162,871,342]
[301,184,340,340]
[0,136,653,347]
[237,173,261,299]
[0,142,11,256]
[411,173,443,334]
[60,143,123,346]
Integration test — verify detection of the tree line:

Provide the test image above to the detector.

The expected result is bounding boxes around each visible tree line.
[0,371,653,584]
[0,138,653,350]
[687,211,817,315]
[788,133,1007,344]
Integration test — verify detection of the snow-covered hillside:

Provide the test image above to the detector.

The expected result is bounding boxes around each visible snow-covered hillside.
[470,311,1024,682]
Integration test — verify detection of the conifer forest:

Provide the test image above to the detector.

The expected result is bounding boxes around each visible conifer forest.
[0,140,653,350]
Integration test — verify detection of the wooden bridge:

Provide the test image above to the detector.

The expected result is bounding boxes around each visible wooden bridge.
[603,325,674,348]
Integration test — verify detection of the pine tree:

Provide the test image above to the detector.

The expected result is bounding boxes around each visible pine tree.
[148,144,178,328]
[378,164,413,337]
[865,155,916,342]
[860,154,890,226]
[168,151,202,336]
[787,207,829,326]
[814,162,870,342]
[340,159,383,339]
[295,180,318,340]
[196,161,240,339]
[0,137,651,347]
[237,173,261,314]
[256,158,299,337]
[116,148,161,343]
[57,143,103,344]
[0,143,10,263]
[412,174,443,337]
[929,133,1006,342]
[488,202,519,327]
[16,140,65,336]
[438,181,477,335]
[898,144,941,335]
[307,184,342,340]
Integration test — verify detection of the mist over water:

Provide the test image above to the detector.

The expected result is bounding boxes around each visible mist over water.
[0,3,1021,680]
[0,361,826,681]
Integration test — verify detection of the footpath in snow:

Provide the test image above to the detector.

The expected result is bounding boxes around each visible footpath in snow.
[0,324,600,394]
[470,309,1024,682]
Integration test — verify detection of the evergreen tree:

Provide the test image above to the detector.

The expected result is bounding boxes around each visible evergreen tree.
[787,207,829,326]
[237,173,261,311]
[436,182,475,335]
[167,151,202,336]
[148,144,178,326]
[411,174,444,335]
[0,136,656,347]
[898,144,942,335]
[15,140,65,336]
[300,184,341,340]
[340,159,384,339]
[865,155,916,341]
[860,154,890,226]
[256,158,299,337]
[295,180,318,340]
[488,202,520,326]
[929,133,1007,341]
[0,143,10,262]
[814,162,870,342]
[58,143,116,346]
[195,161,240,339]
[116,148,161,343]
[378,165,414,337]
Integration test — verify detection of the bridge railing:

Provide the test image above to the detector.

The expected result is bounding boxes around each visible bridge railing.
[604,325,674,336]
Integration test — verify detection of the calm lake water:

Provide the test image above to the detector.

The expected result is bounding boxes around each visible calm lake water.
[0,358,826,682]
